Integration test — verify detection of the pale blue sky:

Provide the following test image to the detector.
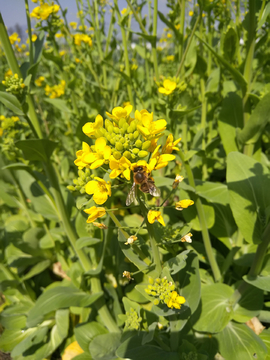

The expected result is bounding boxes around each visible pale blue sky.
[1,0,170,35]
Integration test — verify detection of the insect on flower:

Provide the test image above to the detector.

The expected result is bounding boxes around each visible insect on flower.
[126,166,160,206]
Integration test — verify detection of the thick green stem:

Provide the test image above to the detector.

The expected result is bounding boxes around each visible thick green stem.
[0,13,43,139]
[178,149,221,282]
[152,0,159,81]
[179,0,186,60]
[24,0,34,66]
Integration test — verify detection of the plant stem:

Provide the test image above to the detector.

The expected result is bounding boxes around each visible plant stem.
[24,0,34,66]
[152,0,159,81]
[179,0,186,60]
[178,149,221,282]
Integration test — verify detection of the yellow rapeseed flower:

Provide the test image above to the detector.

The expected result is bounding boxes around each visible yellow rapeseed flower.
[73,34,92,47]
[59,50,66,56]
[175,24,181,30]
[189,10,194,16]
[109,156,131,180]
[165,55,175,62]
[62,341,84,360]
[35,76,45,87]
[167,291,186,309]
[5,69,12,78]
[175,199,194,210]
[106,105,133,122]
[135,110,167,140]
[9,33,21,44]
[31,3,60,20]
[162,134,181,153]
[55,33,64,38]
[84,206,106,223]
[147,210,165,226]
[45,80,65,99]
[70,22,77,30]
[74,142,92,169]
[82,137,111,169]
[85,177,111,205]
[83,114,103,138]
[158,79,177,95]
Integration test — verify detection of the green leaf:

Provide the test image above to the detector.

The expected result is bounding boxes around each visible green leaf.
[0,91,24,115]
[180,197,215,231]
[217,322,267,360]
[257,2,270,29]
[227,152,270,244]
[44,98,72,113]
[218,92,242,155]
[0,328,36,352]
[15,139,58,162]
[238,93,270,144]
[222,27,238,61]
[22,259,51,280]
[243,274,270,291]
[75,322,108,353]
[116,333,178,360]
[196,33,247,88]
[11,326,49,357]
[89,333,121,360]
[27,286,102,327]
[0,179,18,207]
[193,283,234,333]
[233,285,263,322]
[163,250,190,275]
[259,329,270,360]
[205,68,220,94]
[158,11,181,42]
[76,237,102,249]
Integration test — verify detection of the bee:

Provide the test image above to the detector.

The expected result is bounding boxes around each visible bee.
[126,166,160,206]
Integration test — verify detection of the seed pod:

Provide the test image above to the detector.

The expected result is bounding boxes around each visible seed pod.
[138,150,148,158]
[142,140,151,150]
[113,151,122,160]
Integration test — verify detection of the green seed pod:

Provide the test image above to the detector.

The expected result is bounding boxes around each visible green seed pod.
[123,150,131,159]
[115,142,123,151]
[138,150,148,158]
[113,151,122,160]
[135,140,142,148]
[133,131,139,139]
[132,148,140,155]
[142,140,151,150]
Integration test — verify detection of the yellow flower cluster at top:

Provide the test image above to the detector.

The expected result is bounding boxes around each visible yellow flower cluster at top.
[30,2,60,20]
[45,80,65,99]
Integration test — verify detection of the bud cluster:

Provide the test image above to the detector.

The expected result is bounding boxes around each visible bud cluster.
[2,74,25,95]
[124,308,142,330]
[145,276,175,306]
[67,168,94,193]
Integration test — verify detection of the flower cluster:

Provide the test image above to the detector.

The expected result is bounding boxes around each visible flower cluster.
[30,2,60,21]
[9,32,21,45]
[45,80,65,98]
[2,74,25,95]
[158,78,187,96]
[124,308,142,330]
[73,34,93,47]
[145,276,185,310]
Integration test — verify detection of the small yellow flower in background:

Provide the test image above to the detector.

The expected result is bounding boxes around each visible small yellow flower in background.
[147,210,165,226]
[62,341,84,360]
[0,115,6,121]
[93,222,107,229]
[35,76,45,87]
[45,80,65,99]
[55,33,64,38]
[172,175,184,189]
[121,8,127,15]
[0,128,3,137]
[32,0,38,2]
[89,27,94,31]
[77,10,83,17]
[70,22,77,30]
[32,34,37,42]
[59,50,66,56]
[9,32,21,44]
[74,34,92,47]
[131,64,138,71]
[83,114,103,138]
[162,134,181,154]
[175,199,194,210]
[189,10,194,16]
[123,101,131,107]
[85,177,111,205]
[165,55,175,62]
[181,233,193,243]
[167,291,186,309]
[167,33,172,38]
[75,58,81,63]
[202,13,206,17]
[175,24,181,30]
[31,3,60,20]
[125,235,137,245]
[158,79,177,95]
[84,206,106,223]
[109,156,131,180]
[26,51,30,56]
[5,69,12,78]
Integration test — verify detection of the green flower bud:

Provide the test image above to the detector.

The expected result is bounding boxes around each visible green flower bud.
[99,127,106,135]
[73,179,79,185]
[67,185,75,191]
[95,129,103,138]
[153,299,159,305]
[113,151,122,160]
[123,142,130,150]
[127,126,133,134]
[80,187,86,194]
[107,125,114,133]
[135,140,142,148]
[132,148,140,155]
[113,127,120,134]
[85,168,90,176]
[105,119,112,129]
[119,118,126,128]
[75,185,81,190]
[115,142,123,151]
[130,121,137,132]
[120,137,125,144]
[123,123,129,132]
[142,140,151,150]
[123,150,131,159]
[129,134,134,141]
[105,133,111,141]
[138,150,148,158]
[78,178,84,185]
[131,153,136,160]
[78,169,86,180]
[110,138,115,146]
[133,131,139,139]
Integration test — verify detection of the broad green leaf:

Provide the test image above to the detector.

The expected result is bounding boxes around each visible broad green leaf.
[218,92,242,155]
[227,152,270,244]
[22,259,51,280]
[11,326,49,357]
[206,68,220,94]
[193,283,234,333]
[0,328,36,352]
[217,322,267,360]
[0,91,24,115]
[180,198,215,231]
[0,179,18,207]
[45,98,72,113]
[196,33,247,88]
[15,139,58,162]
[243,274,270,291]
[76,237,102,249]
[75,322,108,353]
[233,285,263,322]
[184,38,197,77]
[89,333,121,360]
[259,329,270,360]
[163,250,190,275]
[222,27,238,61]
[116,333,179,360]
[27,287,102,327]
[238,93,270,144]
